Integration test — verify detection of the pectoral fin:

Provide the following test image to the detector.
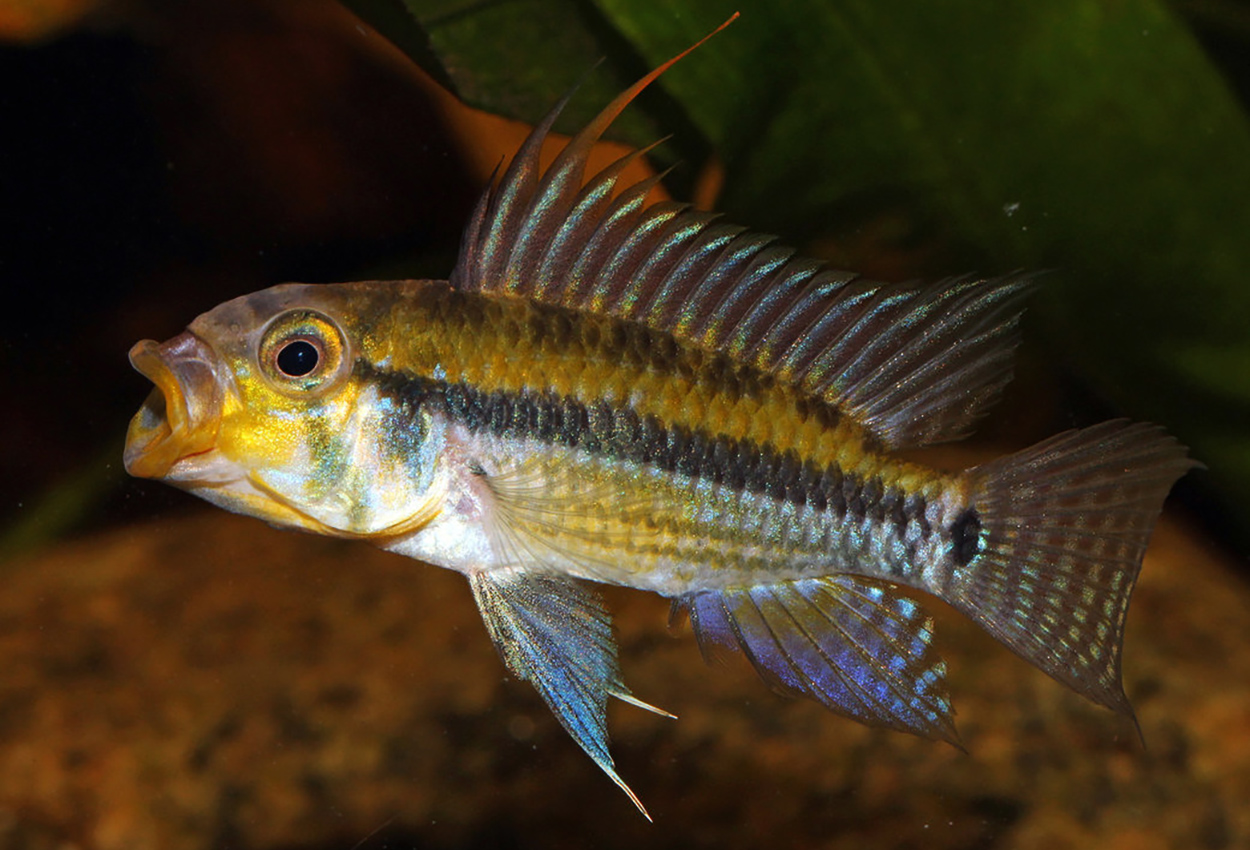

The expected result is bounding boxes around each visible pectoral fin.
[468,569,668,818]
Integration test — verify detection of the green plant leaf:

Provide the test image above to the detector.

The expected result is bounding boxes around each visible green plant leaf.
[345,0,1250,546]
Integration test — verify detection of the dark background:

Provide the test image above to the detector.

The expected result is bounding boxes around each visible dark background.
[1,3,1249,849]
[1,0,481,550]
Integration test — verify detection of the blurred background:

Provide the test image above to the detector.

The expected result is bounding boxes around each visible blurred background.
[1,1,1248,848]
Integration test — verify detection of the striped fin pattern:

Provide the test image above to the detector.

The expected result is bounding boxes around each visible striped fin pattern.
[680,576,957,744]
[951,420,1199,715]
[469,569,668,818]
[450,43,1035,448]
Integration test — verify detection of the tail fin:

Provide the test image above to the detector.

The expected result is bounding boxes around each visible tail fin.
[946,420,1197,716]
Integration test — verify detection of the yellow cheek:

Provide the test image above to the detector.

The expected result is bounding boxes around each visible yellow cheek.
[215,377,364,470]
[216,377,307,466]
[216,402,302,469]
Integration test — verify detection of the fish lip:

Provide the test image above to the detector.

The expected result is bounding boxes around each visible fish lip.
[124,331,224,479]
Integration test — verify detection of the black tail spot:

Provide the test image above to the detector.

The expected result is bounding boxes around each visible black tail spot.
[950,508,983,565]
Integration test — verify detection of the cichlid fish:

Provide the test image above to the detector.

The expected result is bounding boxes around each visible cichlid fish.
[124,21,1195,817]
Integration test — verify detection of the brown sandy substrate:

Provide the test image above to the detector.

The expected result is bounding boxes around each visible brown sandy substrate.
[0,499,1245,850]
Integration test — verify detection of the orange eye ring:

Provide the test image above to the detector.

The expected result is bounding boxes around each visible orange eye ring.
[258,310,349,395]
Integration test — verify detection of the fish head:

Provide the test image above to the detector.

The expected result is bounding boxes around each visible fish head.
[125,281,443,538]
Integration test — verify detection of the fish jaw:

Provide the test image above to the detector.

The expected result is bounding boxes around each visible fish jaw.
[124,331,225,480]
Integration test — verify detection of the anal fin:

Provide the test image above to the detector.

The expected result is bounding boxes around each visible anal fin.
[680,576,958,744]
[468,569,665,818]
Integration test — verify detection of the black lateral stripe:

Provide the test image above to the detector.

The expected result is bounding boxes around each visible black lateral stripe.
[364,361,930,536]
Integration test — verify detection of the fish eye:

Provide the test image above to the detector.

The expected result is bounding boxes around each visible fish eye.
[258,310,349,394]
[276,339,320,377]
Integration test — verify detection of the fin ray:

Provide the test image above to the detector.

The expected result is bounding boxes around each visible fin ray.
[449,20,1034,449]
[946,420,1198,715]
[684,576,957,743]
[476,452,661,582]
[468,569,658,818]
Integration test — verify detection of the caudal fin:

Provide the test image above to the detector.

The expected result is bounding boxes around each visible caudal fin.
[947,420,1196,715]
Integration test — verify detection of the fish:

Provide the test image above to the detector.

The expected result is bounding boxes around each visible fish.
[123,18,1196,818]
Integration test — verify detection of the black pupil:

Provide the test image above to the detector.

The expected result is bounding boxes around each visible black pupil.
[276,339,320,377]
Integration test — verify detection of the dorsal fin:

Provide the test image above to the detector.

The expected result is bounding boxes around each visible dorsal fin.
[449,18,1034,449]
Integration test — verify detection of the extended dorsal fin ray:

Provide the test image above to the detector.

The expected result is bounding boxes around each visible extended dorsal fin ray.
[451,15,737,299]
[449,16,1033,449]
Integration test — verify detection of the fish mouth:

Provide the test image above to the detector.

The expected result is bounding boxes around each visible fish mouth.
[124,331,224,479]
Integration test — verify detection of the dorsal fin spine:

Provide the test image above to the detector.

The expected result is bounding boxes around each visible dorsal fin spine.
[772,284,874,386]
[559,14,740,158]
[647,218,745,319]
[739,263,843,366]
[532,143,662,302]
[642,220,743,327]
[721,249,813,359]
[612,204,709,316]
[697,237,808,351]
[673,234,770,342]
[564,173,666,308]
[688,236,774,344]
[464,14,740,303]
[592,202,688,314]
[482,98,567,292]
[451,15,1035,449]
